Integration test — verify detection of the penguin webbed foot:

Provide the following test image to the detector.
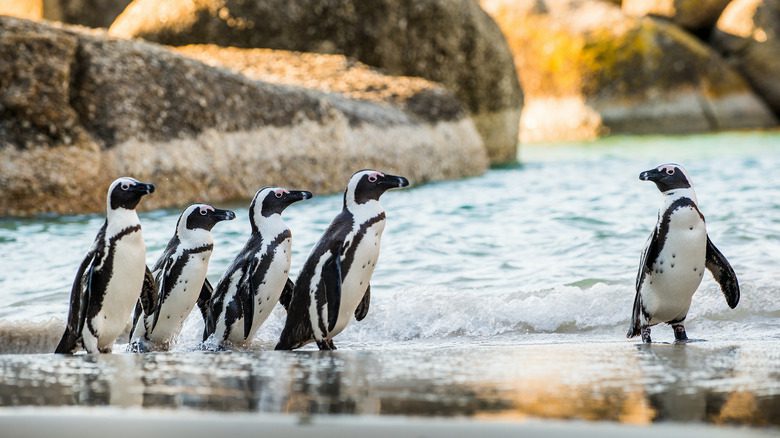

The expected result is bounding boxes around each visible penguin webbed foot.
[672,323,688,343]
[641,326,652,344]
[316,339,337,351]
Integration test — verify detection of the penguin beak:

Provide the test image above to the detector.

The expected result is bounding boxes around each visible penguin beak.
[212,209,236,222]
[639,169,662,182]
[378,174,410,189]
[287,190,313,204]
[132,182,155,195]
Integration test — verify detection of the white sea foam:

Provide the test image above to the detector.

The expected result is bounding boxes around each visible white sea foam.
[3,280,776,354]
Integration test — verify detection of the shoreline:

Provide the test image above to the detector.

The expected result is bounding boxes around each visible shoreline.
[0,408,776,438]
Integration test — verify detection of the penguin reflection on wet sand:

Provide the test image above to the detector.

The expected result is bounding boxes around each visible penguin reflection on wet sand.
[276,170,410,351]
[203,187,312,349]
[129,204,236,352]
[55,177,155,354]
[628,163,739,344]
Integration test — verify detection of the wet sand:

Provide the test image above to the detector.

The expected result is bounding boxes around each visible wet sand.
[0,338,778,431]
[1,408,776,438]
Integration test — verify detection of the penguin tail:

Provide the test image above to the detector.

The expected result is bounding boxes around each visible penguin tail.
[626,293,643,339]
[275,321,312,351]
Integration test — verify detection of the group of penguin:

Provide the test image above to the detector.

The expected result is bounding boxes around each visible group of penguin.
[55,170,409,354]
[54,164,741,355]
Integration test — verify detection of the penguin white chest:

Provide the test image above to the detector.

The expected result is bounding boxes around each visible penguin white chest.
[94,231,146,347]
[148,251,212,342]
[229,238,292,343]
[331,220,385,336]
[643,206,707,324]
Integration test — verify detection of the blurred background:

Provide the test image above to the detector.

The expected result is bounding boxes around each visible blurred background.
[0,0,777,215]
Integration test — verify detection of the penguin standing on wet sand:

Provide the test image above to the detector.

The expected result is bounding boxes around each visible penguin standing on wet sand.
[129,204,235,352]
[55,177,155,354]
[203,187,312,348]
[627,163,740,343]
[276,170,410,351]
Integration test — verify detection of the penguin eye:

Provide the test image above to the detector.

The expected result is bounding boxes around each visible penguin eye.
[199,208,208,216]
[275,192,283,199]
[368,175,378,183]
[120,183,130,191]
[665,168,675,176]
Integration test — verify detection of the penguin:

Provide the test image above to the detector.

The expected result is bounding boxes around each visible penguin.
[276,170,410,351]
[55,177,155,354]
[627,163,740,343]
[203,187,312,348]
[128,204,236,352]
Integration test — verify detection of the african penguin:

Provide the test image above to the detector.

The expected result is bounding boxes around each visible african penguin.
[54,177,155,354]
[128,204,235,352]
[203,187,312,348]
[276,170,410,351]
[627,163,740,343]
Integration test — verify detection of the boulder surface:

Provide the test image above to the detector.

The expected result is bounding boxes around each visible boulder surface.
[712,0,780,117]
[0,17,486,216]
[109,0,523,163]
[482,0,776,143]
[622,0,731,33]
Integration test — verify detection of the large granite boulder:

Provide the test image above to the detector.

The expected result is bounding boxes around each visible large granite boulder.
[0,0,42,20]
[712,0,780,117]
[109,0,522,164]
[622,0,732,33]
[0,0,132,28]
[0,17,486,216]
[174,45,462,122]
[481,0,776,143]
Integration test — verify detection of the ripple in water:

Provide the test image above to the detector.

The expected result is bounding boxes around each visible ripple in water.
[0,132,779,351]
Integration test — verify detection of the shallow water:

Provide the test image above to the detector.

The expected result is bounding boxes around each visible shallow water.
[0,132,779,425]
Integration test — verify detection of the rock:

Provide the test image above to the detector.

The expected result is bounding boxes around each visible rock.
[0,0,42,20]
[109,0,522,164]
[45,0,133,28]
[481,0,776,143]
[622,0,731,33]
[174,45,464,123]
[0,0,132,28]
[712,0,780,117]
[0,17,486,216]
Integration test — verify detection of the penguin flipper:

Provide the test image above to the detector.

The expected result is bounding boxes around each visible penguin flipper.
[140,266,158,315]
[55,250,96,354]
[197,278,213,324]
[240,260,258,340]
[279,278,295,311]
[705,236,740,308]
[636,228,657,292]
[150,258,173,333]
[354,285,370,321]
[323,253,342,332]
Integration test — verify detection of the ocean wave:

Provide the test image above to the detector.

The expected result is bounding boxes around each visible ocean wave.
[2,281,776,354]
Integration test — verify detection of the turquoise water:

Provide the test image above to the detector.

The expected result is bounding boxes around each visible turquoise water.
[1,132,779,349]
[0,132,779,424]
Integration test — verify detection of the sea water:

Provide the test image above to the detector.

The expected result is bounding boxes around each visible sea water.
[0,132,778,424]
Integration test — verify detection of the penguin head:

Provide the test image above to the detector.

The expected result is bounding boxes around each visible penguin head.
[178,204,236,234]
[107,177,155,211]
[249,187,313,231]
[640,163,693,192]
[344,170,410,207]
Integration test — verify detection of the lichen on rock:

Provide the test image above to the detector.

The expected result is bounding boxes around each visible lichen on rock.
[482,0,776,143]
